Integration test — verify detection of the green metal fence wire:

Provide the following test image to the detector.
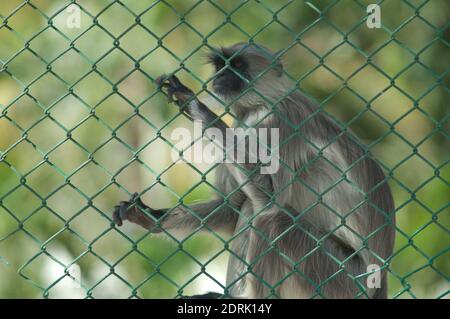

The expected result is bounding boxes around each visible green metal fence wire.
[0,0,448,298]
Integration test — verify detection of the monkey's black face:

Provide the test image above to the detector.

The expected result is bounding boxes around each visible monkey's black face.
[208,51,250,96]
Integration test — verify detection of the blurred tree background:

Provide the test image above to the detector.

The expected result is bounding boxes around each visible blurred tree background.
[0,0,448,298]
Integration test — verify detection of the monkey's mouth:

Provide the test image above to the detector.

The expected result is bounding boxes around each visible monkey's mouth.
[212,80,245,98]
[211,83,228,96]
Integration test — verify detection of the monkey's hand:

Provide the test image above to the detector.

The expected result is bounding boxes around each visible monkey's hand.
[156,74,194,107]
[112,192,159,230]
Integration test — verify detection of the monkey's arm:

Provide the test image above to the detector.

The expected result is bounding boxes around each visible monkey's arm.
[113,193,239,236]
[156,74,273,212]
[112,75,246,235]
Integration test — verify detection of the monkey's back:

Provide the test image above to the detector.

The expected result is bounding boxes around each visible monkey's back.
[220,89,395,298]
[267,90,395,297]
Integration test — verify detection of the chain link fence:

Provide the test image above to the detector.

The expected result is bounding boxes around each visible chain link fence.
[0,0,448,298]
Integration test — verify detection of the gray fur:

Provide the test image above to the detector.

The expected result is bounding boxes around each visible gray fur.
[116,43,396,299]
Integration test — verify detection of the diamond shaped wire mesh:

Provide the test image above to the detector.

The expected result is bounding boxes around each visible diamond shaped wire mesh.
[0,0,448,298]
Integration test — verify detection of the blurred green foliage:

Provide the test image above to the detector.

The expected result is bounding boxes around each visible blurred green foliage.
[0,0,448,298]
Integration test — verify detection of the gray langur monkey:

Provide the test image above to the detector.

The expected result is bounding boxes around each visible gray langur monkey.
[112,43,396,299]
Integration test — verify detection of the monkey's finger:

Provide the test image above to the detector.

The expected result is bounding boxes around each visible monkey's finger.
[112,205,123,227]
[130,192,139,201]
[155,74,170,87]
[131,192,146,209]
[156,75,173,103]
[166,74,183,88]
[157,81,175,103]
[157,75,192,105]
[130,192,144,209]
[119,201,131,222]
[166,87,179,104]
